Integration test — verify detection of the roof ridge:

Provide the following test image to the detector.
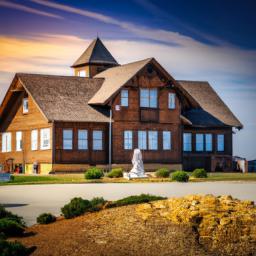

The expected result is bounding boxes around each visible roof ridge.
[178,80,209,83]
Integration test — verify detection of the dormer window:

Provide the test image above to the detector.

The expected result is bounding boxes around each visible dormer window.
[78,70,86,77]
[140,88,157,108]
[23,98,28,114]
[121,89,128,107]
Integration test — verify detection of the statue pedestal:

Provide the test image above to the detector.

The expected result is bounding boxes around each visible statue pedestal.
[123,172,148,180]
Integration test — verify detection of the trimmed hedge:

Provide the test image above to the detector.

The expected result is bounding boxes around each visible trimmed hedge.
[155,168,170,178]
[107,168,123,178]
[171,171,189,182]
[84,167,104,179]
[0,205,25,226]
[37,213,56,225]
[0,219,24,237]
[192,168,208,178]
[0,239,33,256]
[90,197,106,212]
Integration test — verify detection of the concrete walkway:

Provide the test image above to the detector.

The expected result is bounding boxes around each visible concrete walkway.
[1,182,256,226]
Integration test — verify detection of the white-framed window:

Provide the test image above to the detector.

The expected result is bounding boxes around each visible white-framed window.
[2,132,11,152]
[217,134,225,152]
[148,131,158,150]
[168,93,176,109]
[196,134,204,151]
[40,128,50,150]
[121,89,129,107]
[93,130,103,150]
[31,130,38,151]
[78,70,86,77]
[138,131,147,150]
[124,130,133,150]
[205,134,212,152]
[78,130,88,150]
[183,133,192,152]
[16,131,22,151]
[163,131,172,150]
[23,98,28,113]
[63,129,73,150]
[140,88,157,108]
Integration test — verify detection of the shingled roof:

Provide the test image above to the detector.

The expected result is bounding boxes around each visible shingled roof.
[72,38,119,68]
[16,73,110,122]
[178,80,243,129]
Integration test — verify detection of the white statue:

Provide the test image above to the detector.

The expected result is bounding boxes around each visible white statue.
[123,149,148,179]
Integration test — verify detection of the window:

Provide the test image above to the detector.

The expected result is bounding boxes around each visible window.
[205,134,212,151]
[63,129,73,150]
[78,130,88,150]
[138,131,147,150]
[2,132,11,152]
[93,130,103,150]
[148,131,158,150]
[40,128,50,150]
[196,134,204,151]
[16,131,22,151]
[183,133,192,152]
[78,70,86,77]
[163,131,171,150]
[23,98,28,113]
[217,134,225,152]
[140,88,157,108]
[121,89,129,107]
[31,130,38,151]
[124,130,133,150]
[168,93,176,109]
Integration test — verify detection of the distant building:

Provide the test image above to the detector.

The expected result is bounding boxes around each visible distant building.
[248,160,256,172]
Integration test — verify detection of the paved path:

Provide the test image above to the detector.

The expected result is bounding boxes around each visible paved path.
[1,182,256,226]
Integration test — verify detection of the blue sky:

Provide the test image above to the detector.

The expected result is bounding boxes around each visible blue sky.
[0,0,255,159]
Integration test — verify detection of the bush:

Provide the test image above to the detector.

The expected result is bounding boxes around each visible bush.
[108,194,166,208]
[0,239,33,256]
[0,206,25,226]
[0,219,24,237]
[36,213,56,225]
[84,167,104,179]
[61,197,92,219]
[192,168,208,178]
[171,171,189,182]
[155,168,170,178]
[107,168,123,178]
[90,197,106,212]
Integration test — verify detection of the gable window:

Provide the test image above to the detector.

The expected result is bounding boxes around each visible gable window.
[31,130,38,151]
[78,70,86,77]
[23,98,28,114]
[168,93,176,109]
[93,130,103,150]
[217,134,225,152]
[121,89,129,107]
[63,129,73,150]
[138,131,147,150]
[183,133,192,152]
[40,128,50,150]
[205,134,213,151]
[196,134,204,151]
[163,131,171,150]
[124,130,133,150]
[2,132,11,152]
[148,131,158,150]
[78,130,88,150]
[140,88,157,108]
[16,131,22,151]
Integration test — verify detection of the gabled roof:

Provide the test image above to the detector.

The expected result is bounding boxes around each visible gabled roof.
[71,38,119,68]
[178,80,243,129]
[6,73,110,123]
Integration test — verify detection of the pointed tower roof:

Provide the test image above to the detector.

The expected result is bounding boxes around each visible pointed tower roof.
[71,37,119,68]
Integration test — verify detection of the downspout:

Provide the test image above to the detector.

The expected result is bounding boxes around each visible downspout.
[108,106,112,171]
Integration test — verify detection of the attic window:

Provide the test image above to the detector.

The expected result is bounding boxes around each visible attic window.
[23,98,28,114]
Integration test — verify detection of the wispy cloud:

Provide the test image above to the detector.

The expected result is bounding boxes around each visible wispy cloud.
[0,0,63,19]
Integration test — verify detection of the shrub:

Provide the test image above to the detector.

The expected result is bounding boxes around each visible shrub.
[84,167,104,180]
[90,197,106,212]
[0,219,24,237]
[192,168,208,178]
[171,171,189,182]
[155,168,170,178]
[0,239,33,256]
[61,197,92,219]
[108,194,166,208]
[36,213,56,225]
[0,205,25,226]
[107,168,123,178]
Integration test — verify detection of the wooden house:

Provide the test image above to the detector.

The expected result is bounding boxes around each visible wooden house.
[0,38,243,174]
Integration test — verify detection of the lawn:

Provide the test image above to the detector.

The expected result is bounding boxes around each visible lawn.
[0,172,256,185]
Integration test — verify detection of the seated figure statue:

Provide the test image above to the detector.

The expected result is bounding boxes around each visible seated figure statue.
[123,148,148,179]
